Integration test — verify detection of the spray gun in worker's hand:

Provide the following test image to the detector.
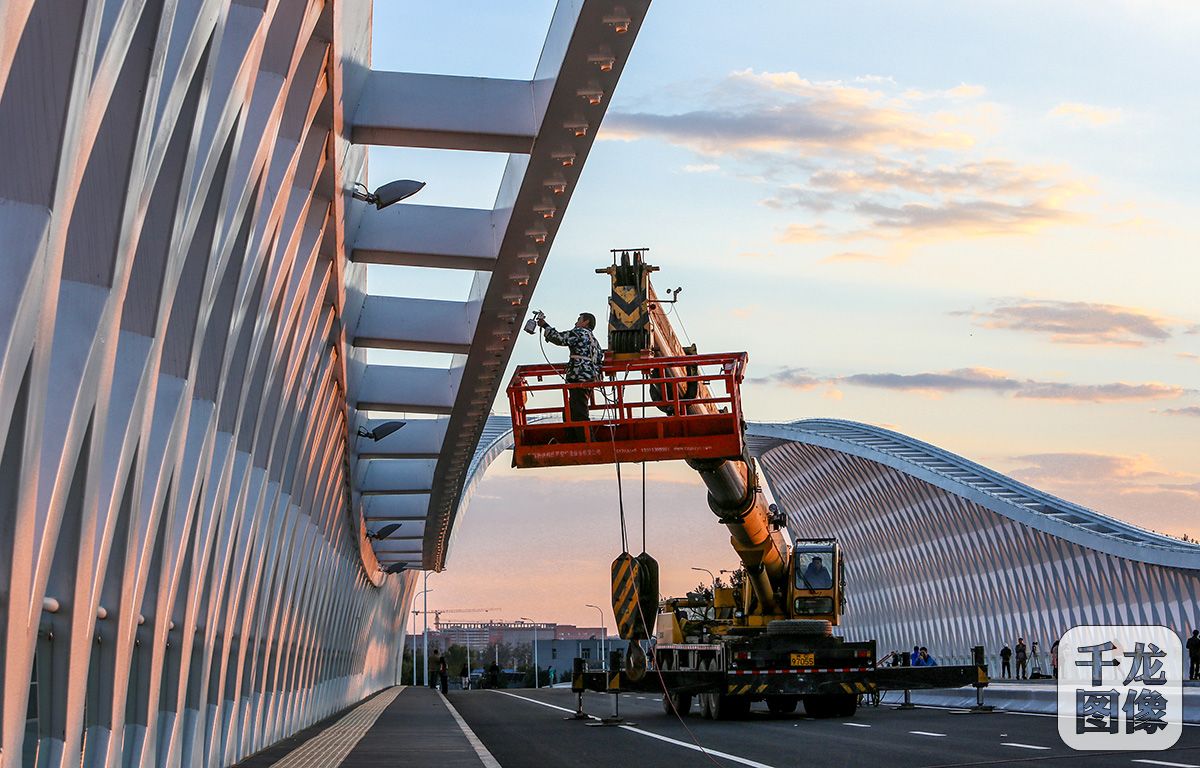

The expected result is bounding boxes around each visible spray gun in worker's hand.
[523,310,546,335]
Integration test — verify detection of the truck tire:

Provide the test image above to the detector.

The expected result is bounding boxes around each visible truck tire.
[833,693,858,717]
[713,694,750,720]
[663,692,692,716]
[700,661,716,719]
[766,619,832,637]
[766,695,799,715]
[803,693,858,718]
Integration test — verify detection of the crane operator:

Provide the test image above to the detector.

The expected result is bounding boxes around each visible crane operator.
[802,555,833,589]
[537,312,603,441]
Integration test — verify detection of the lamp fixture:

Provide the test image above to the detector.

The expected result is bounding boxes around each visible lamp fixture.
[356,421,406,441]
[351,179,426,210]
[578,87,604,105]
[588,53,616,72]
[604,8,631,34]
[368,523,404,540]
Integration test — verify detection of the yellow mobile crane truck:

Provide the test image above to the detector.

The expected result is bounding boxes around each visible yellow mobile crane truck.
[506,249,988,719]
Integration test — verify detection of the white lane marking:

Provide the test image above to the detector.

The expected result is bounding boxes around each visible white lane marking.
[637,696,647,700]
[1131,761,1200,768]
[490,690,777,768]
[843,722,871,728]
[620,724,777,768]
[1001,742,1051,750]
[909,731,946,737]
[440,691,502,768]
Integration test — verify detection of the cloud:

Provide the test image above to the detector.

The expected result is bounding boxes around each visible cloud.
[1013,381,1185,402]
[960,300,1175,346]
[819,251,892,264]
[753,367,823,390]
[604,69,976,156]
[1049,101,1122,127]
[1005,452,1200,538]
[854,198,1074,237]
[841,367,1020,394]
[683,163,720,173]
[777,223,828,243]
[1009,452,1163,483]
[756,365,1190,403]
[807,160,1052,196]
[1178,352,1200,362]
[1161,406,1200,418]
[607,69,1093,248]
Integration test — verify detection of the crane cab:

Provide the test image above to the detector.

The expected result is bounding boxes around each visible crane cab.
[789,539,845,626]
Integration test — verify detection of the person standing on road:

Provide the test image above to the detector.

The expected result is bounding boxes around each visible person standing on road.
[1188,629,1200,680]
[438,656,449,695]
[460,662,470,690]
[538,312,603,442]
[910,645,921,666]
[1015,638,1029,680]
[999,644,1012,679]
[429,650,440,689]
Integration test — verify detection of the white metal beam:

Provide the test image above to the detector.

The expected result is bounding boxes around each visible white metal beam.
[352,71,537,152]
[350,203,501,269]
[354,364,460,413]
[352,296,476,353]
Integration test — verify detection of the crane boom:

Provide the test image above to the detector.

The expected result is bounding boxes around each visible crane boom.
[611,251,787,614]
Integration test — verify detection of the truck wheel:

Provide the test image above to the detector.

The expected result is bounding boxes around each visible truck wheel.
[700,660,717,719]
[663,692,692,716]
[714,695,750,720]
[833,693,858,718]
[803,695,831,718]
[766,695,799,715]
[766,619,831,637]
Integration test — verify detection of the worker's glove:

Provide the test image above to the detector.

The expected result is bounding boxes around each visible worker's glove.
[536,316,548,328]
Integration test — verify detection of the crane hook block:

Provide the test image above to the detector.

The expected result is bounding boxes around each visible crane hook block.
[611,552,659,641]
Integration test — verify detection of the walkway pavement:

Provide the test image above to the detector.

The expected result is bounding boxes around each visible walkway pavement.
[234,686,495,768]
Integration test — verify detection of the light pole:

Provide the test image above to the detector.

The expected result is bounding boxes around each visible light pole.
[520,617,539,689]
[412,585,432,686]
[422,572,430,687]
[585,603,606,669]
[691,567,716,592]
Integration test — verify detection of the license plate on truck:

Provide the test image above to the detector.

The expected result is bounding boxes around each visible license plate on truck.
[790,653,815,666]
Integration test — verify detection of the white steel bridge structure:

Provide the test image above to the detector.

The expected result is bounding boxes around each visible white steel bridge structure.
[0,0,650,764]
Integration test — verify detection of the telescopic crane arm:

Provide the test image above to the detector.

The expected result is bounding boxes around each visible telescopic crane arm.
[603,250,788,614]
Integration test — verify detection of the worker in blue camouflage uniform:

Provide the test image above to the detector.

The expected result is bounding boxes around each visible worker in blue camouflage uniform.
[537,312,603,440]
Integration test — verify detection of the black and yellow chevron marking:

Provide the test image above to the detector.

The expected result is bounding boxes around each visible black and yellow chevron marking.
[611,553,643,640]
[727,683,770,695]
[839,681,875,694]
[608,285,649,331]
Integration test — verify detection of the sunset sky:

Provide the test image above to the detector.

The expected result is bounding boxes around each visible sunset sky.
[369,2,1199,631]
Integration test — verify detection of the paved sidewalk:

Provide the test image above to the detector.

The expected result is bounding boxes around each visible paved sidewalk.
[236,686,492,768]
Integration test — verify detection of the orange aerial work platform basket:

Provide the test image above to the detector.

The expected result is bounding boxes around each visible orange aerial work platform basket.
[506,351,749,469]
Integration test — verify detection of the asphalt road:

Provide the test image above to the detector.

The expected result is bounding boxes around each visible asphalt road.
[448,687,1200,768]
